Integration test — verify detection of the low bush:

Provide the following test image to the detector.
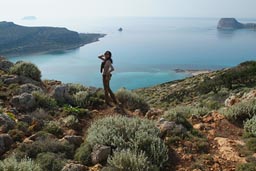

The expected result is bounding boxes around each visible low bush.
[246,138,256,152]
[36,152,66,171]
[236,163,256,171]
[33,91,57,110]
[107,149,155,171]
[63,105,90,117]
[10,61,41,81]
[15,138,74,159]
[0,156,42,171]
[244,115,256,137]
[163,109,193,130]
[116,88,150,113]
[62,115,79,129]
[74,142,92,165]
[8,129,25,142]
[43,121,63,137]
[86,116,168,168]
[165,105,209,118]
[222,99,256,123]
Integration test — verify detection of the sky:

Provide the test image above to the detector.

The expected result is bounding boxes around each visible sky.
[0,0,255,21]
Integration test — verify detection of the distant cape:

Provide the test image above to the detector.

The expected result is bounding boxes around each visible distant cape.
[0,21,105,56]
[217,18,256,30]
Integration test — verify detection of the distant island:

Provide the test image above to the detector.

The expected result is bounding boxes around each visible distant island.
[0,21,105,56]
[217,18,256,30]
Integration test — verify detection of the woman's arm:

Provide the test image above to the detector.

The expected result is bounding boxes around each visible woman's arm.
[98,54,105,61]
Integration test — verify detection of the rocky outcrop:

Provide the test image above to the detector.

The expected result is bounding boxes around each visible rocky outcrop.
[18,83,43,94]
[0,134,13,155]
[60,135,83,147]
[10,93,36,111]
[0,113,16,133]
[91,145,111,165]
[50,84,72,104]
[217,18,256,30]
[0,59,13,72]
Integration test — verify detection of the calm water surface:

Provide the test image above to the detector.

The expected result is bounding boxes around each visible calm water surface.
[7,17,256,90]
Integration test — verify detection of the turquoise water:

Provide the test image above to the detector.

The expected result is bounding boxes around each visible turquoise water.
[7,17,256,90]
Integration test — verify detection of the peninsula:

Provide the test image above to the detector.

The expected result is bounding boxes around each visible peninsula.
[217,18,256,30]
[0,21,105,56]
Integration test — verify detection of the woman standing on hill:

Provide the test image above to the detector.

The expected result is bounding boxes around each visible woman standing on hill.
[98,51,118,106]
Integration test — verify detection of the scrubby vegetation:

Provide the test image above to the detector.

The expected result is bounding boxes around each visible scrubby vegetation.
[33,91,57,110]
[2,58,256,171]
[222,99,256,123]
[0,156,42,171]
[116,88,150,113]
[10,61,41,81]
[244,115,256,136]
[107,150,155,171]
[86,116,168,168]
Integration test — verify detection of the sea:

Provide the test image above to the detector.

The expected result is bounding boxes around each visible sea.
[7,17,256,91]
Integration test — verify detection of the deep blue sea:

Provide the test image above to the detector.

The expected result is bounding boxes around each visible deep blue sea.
[7,17,256,91]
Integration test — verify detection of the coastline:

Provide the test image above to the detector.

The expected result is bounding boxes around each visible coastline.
[4,34,106,57]
[174,68,212,76]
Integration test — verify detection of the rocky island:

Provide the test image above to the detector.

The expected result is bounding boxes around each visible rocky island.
[217,18,256,30]
[0,21,105,56]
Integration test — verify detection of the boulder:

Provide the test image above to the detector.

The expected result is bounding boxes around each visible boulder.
[62,163,89,171]
[91,145,111,165]
[145,108,164,119]
[3,75,41,86]
[60,135,83,147]
[51,84,72,103]
[0,113,16,133]
[0,134,13,155]
[0,60,14,72]
[157,119,187,137]
[224,95,240,107]
[10,93,36,111]
[18,83,43,94]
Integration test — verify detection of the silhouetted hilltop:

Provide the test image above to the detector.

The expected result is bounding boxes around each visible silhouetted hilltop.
[217,18,256,30]
[0,21,105,56]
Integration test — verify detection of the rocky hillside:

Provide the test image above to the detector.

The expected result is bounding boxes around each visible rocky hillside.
[0,21,105,56]
[0,57,256,171]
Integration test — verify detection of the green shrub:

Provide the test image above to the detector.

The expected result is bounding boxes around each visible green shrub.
[244,115,256,137]
[74,143,92,165]
[86,116,168,167]
[164,105,209,118]
[222,99,256,123]
[62,115,79,129]
[107,149,155,171]
[36,152,66,171]
[10,62,41,81]
[62,105,90,117]
[15,138,74,159]
[236,163,256,171]
[0,156,42,171]
[163,108,193,130]
[8,129,25,142]
[72,90,104,108]
[246,138,256,152]
[32,91,57,110]
[43,121,63,137]
[116,88,150,113]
